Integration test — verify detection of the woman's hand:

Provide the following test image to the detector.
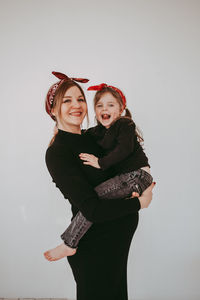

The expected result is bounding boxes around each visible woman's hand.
[79,153,101,169]
[135,182,156,209]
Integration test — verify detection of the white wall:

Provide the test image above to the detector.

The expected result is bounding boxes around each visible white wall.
[1,0,200,299]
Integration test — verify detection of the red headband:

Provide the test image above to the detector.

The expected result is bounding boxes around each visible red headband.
[45,71,89,120]
[87,83,126,110]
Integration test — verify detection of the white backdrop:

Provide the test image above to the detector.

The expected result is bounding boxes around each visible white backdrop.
[0,0,200,299]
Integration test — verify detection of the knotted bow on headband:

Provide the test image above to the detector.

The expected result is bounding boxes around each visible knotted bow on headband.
[88,83,126,110]
[45,71,89,120]
[52,71,89,83]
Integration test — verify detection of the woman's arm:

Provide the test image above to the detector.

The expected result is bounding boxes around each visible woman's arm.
[46,145,141,223]
[138,183,154,208]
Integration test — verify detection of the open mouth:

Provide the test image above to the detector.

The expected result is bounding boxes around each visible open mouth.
[101,114,111,120]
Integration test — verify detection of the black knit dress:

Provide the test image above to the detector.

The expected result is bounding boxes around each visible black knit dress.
[46,129,140,300]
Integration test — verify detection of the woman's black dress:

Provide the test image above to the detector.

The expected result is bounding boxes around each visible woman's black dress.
[46,129,140,300]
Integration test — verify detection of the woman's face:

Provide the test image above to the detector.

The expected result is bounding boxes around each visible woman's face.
[53,86,87,133]
[95,92,123,128]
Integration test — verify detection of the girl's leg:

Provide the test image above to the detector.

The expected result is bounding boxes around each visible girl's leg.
[95,168,153,199]
[61,169,152,249]
[60,211,92,248]
[44,212,92,261]
[44,169,152,261]
[132,169,153,195]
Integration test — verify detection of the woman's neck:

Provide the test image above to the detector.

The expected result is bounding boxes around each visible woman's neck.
[57,123,81,135]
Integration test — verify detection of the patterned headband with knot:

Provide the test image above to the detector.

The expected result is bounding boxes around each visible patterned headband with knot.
[87,83,127,110]
[45,71,89,120]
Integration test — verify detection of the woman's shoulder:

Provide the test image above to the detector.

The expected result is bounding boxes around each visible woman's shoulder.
[45,140,72,165]
[45,142,77,180]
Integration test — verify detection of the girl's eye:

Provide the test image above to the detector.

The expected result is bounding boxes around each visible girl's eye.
[63,99,71,103]
[78,98,85,102]
[96,105,102,108]
[109,104,114,107]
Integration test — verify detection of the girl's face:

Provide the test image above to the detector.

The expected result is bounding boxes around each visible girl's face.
[52,86,87,133]
[95,92,123,128]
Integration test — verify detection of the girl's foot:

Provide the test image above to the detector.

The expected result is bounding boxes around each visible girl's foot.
[44,243,76,261]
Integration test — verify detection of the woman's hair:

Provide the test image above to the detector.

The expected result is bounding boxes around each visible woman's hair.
[93,86,144,143]
[49,80,89,146]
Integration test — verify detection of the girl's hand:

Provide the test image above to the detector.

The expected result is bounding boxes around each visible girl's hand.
[79,153,101,169]
[137,182,156,209]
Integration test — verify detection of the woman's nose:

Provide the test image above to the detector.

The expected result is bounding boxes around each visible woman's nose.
[73,100,81,107]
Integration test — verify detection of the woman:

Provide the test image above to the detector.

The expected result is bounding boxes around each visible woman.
[45,72,155,300]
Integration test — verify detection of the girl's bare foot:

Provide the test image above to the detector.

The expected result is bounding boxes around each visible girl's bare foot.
[44,243,76,261]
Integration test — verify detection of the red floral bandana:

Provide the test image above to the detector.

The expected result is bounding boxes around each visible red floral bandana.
[88,83,126,110]
[45,71,89,120]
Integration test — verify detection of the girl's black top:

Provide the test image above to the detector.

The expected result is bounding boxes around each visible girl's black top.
[45,129,140,222]
[86,117,150,173]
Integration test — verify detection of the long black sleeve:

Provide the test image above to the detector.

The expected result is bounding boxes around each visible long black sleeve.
[98,118,136,170]
[46,145,140,223]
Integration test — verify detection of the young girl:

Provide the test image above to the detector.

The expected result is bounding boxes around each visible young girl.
[44,82,153,261]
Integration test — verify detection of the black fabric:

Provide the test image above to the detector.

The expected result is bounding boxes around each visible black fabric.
[86,117,150,173]
[46,129,141,222]
[45,129,140,300]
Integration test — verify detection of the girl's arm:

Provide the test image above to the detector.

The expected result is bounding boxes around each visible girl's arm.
[80,118,136,170]
[46,145,141,223]
[98,118,136,170]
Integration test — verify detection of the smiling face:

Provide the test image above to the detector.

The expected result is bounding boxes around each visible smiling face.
[95,92,123,128]
[52,85,87,133]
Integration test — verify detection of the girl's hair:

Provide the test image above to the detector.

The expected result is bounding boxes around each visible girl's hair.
[49,80,89,146]
[93,86,144,143]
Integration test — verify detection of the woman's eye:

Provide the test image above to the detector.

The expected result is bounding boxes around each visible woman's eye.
[78,98,85,102]
[63,99,71,103]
